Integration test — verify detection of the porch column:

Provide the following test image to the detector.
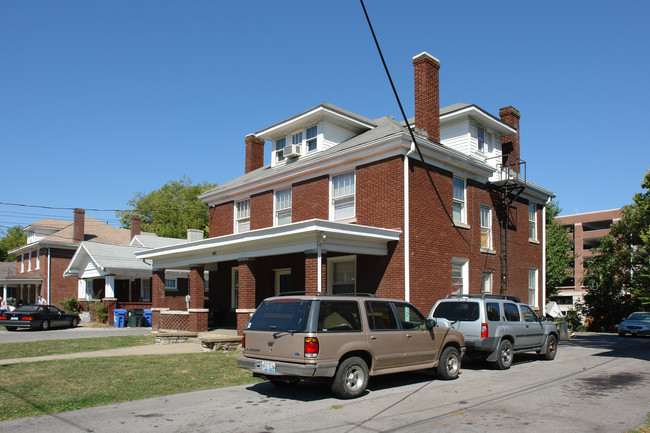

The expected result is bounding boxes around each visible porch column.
[236,258,256,335]
[188,265,208,333]
[305,249,327,293]
[103,275,117,325]
[151,269,166,332]
[77,279,87,300]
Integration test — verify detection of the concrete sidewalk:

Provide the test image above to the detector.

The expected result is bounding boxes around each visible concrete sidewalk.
[0,341,206,365]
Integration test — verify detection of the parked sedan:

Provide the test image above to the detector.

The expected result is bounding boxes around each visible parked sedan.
[0,305,79,331]
[618,312,650,336]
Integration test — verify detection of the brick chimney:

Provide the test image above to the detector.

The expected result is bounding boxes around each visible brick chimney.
[499,106,521,172]
[73,208,85,243]
[245,134,265,174]
[413,52,441,143]
[130,214,141,240]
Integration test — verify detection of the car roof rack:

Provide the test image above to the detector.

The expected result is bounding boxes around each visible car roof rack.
[445,294,522,303]
[277,291,378,297]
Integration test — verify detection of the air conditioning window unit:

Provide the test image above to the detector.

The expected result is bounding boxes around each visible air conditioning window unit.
[283,144,301,158]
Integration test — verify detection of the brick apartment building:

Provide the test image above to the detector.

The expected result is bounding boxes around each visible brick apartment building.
[552,208,623,314]
[137,52,554,335]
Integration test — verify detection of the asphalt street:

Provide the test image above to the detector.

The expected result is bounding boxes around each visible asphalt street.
[1,333,649,432]
[0,325,152,343]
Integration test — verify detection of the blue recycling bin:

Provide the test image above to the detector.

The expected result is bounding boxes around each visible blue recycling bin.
[113,309,127,328]
[143,309,152,327]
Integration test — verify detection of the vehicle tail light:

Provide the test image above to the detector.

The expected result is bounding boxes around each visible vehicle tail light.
[0,316,6,320]
[304,337,319,358]
[481,323,489,338]
[241,333,245,350]
[22,317,33,321]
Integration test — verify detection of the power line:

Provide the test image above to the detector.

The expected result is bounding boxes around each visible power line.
[0,202,208,213]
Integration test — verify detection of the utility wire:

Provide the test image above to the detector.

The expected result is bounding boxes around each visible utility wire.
[0,202,208,213]
[359,0,479,250]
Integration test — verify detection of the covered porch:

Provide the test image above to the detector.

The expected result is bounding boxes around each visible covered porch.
[136,219,402,335]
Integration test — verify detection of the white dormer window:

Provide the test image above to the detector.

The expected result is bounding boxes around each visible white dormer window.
[306,125,318,152]
[291,132,302,148]
[478,126,486,152]
[274,137,286,162]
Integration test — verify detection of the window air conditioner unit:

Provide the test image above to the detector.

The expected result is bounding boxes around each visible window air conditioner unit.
[283,144,301,158]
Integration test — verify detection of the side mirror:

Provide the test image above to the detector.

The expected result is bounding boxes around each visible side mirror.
[426,318,436,329]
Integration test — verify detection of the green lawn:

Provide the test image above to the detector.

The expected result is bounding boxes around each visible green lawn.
[0,351,261,420]
[0,335,155,360]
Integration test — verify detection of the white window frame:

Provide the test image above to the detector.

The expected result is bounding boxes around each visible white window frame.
[327,255,357,295]
[478,126,486,152]
[235,199,250,233]
[274,188,292,226]
[528,268,539,307]
[480,205,493,250]
[453,176,467,224]
[35,248,40,270]
[140,278,151,302]
[231,267,238,309]
[21,255,24,272]
[28,250,32,271]
[330,171,356,221]
[482,270,493,294]
[306,125,318,152]
[274,137,286,163]
[451,257,469,295]
[204,271,209,293]
[164,278,177,291]
[529,203,538,241]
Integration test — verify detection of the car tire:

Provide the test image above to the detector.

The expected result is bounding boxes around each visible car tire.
[618,332,626,337]
[331,356,369,399]
[540,334,557,361]
[6,327,17,332]
[270,377,299,388]
[494,339,513,370]
[70,318,79,328]
[436,346,460,380]
[41,320,51,331]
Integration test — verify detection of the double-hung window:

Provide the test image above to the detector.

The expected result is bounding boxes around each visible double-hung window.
[331,171,355,221]
[482,271,493,294]
[328,256,356,294]
[451,258,468,295]
[164,278,177,290]
[141,279,151,302]
[275,188,292,226]
[528,268,538,306]
[480,205,492,249]
[478,126,486,152]
[235,199,250,233]
[274,137,286,162]
[453,177,466,224]
[291,132,302,150]
[306,125,318,152]
[529,204,537,240]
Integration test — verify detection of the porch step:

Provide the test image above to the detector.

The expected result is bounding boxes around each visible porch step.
[199,336,242,352]
[155,329,198,345]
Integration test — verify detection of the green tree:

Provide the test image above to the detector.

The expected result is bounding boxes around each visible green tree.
[582,169,650,330]
[545,201,575,297]
[116,176,217,239]
[0,226,27,261]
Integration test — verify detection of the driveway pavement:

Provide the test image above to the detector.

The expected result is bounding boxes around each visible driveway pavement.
[0,333,648,433]
[0,325,152,343]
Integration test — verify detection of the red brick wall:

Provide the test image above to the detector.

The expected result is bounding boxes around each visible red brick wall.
[209,202,234,237]
[293,175,329,222]
[251,191,273,229]
[48,249,78,307]
[164,278,189,310]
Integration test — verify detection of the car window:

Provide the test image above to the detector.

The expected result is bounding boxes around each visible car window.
[247,299,311,331]
[520,305,538,323]
[628,313,650,321]
[486,302,501,321]
[504,303,521,322]
[317,301,362,331]
[432,301,479,321]
[366,301,398,330]
[394,303,427,330]
[15,305,39,313]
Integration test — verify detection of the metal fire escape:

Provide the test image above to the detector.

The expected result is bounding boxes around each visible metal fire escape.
[488,154,527,295]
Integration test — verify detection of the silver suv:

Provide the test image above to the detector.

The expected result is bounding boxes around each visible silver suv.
[237,293,465,399]
[427,294,558,370]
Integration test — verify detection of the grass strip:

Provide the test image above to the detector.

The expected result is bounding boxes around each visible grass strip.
[0,351,261,420]
[0,335,155,360]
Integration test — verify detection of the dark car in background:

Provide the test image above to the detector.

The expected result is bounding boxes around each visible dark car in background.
[0,305,80,331]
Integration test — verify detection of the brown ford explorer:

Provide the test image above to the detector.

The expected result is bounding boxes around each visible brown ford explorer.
[237,293,465,399]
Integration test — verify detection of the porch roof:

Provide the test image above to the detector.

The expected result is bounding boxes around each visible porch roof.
[135,219,402,270]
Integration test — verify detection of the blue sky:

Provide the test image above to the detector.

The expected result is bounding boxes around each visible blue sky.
[1,0,648,231]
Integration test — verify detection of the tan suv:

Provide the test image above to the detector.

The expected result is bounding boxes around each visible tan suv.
[237,293,465,399]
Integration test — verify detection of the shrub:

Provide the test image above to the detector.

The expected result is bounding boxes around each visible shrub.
[86,301,108,323]
[59,296,81,314]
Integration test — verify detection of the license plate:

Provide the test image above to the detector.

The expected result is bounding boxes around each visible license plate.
[10,317,18,321]
[260,361,276,373]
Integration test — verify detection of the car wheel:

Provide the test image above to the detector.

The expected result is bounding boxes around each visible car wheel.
[494,339,513,370]
[540,334,557,361]
[436,346,460,380]
[618,332,626,337]
[270,377,299,388]
[6,327,17,332]
[331,356,369,399]
[41,320,51,331]
[70,318,79,328]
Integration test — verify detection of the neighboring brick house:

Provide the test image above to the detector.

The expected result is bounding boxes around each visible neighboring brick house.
[6,209,154,316]
[551,208,623,314]
[137,52,554,335]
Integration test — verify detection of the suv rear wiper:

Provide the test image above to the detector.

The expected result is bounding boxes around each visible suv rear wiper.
[272,330,297,339]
